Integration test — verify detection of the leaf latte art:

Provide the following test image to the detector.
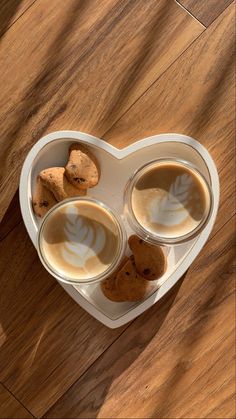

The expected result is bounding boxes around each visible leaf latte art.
[131,162,210,239]
[40,200,120,282]
[149,174,194,226]
[62,209,106,269]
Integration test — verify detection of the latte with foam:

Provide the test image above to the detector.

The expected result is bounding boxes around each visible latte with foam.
[38,199,124,283]
[126,160,211,242]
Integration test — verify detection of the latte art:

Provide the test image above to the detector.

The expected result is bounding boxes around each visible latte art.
[62,207,106,269]
[39,200,122,282]
[130,161,211,240]
[149,173,195,226]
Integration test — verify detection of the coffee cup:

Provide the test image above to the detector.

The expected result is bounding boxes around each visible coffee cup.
[37,197,127,284]
[124,159,213,245]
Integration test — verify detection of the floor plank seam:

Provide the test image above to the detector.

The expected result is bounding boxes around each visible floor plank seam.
[0,219,23,243]
[102,26,206,139]
[1,381,36,418]
[210,212,236,237]
[42,320,135,417]
[103,1,234,138]
[43,212,236,416]
[0,19,205,241]
[0,0,38,39]
[175,0,206,27]
[0,2,234,418]
[176,0,234,28]
[204,0,235,27]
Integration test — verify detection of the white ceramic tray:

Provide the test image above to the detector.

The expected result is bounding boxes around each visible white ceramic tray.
[19,131,219,328]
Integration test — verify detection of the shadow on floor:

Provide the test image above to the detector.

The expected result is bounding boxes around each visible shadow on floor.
[151,236,235,418]
[0,0,173,177]
[45,222,236,418]
[0,0,23,37]
[44,273,186,418]
[0,202,186,418]
[189,40,235,138]
[99,0,172,132]
[0,0,89,180]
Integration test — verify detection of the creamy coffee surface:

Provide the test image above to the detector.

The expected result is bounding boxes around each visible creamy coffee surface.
[131,162,210,238]
[40,201,120,280]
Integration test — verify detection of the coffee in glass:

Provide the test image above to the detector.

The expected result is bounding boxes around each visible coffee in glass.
[38,198,126,284]
[124,159,212,244]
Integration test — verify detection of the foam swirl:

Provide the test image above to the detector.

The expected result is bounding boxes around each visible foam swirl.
[149,174,194,226]
[61,205,106,268]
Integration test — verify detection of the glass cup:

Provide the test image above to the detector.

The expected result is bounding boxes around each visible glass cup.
[124,158,213,245]
[37,197,127,285]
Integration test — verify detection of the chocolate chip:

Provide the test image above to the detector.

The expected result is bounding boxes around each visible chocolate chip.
[39,200,49,207]
[143,268,151,275]
[125,272,130,276]
[139,239,143,244]
[73,177,86,183]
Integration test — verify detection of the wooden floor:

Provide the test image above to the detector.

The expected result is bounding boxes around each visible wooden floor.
[0,0,235,418]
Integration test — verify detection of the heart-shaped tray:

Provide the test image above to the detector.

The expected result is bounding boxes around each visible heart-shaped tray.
[19,131,219,328]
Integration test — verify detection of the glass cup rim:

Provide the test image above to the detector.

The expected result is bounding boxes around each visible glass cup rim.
[124,158,214,245]
[37,197,127,285]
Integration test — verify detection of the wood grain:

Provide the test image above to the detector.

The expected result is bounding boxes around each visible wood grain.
[104,4,235,234]
[104,4,234,151]
[0,1,235,418]
[0,0,35,37]
[0,383,33,418]
[45,215,236,419]
[177,0,234,26]
[0,0,204,220]
[0,222,129,417]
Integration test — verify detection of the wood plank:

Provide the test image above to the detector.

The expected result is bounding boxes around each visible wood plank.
[104,3,234,153]
[44,215,236,419]
[0,383,33,418]
[0,0,35,37]
[0,3,234,419]
[0,0,204,220]
[177,0,233,26]
[104,4,235,234]
[0,222,128,417]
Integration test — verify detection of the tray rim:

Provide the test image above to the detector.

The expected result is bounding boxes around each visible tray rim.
[19,131,220,328]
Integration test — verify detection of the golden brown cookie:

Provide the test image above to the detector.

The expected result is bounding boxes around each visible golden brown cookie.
[116,257,153,302]
[40,167,86,201]
[128,235,167,280]
[65,143,100,189]
[32,177,57,217]
[100,257,129,302]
